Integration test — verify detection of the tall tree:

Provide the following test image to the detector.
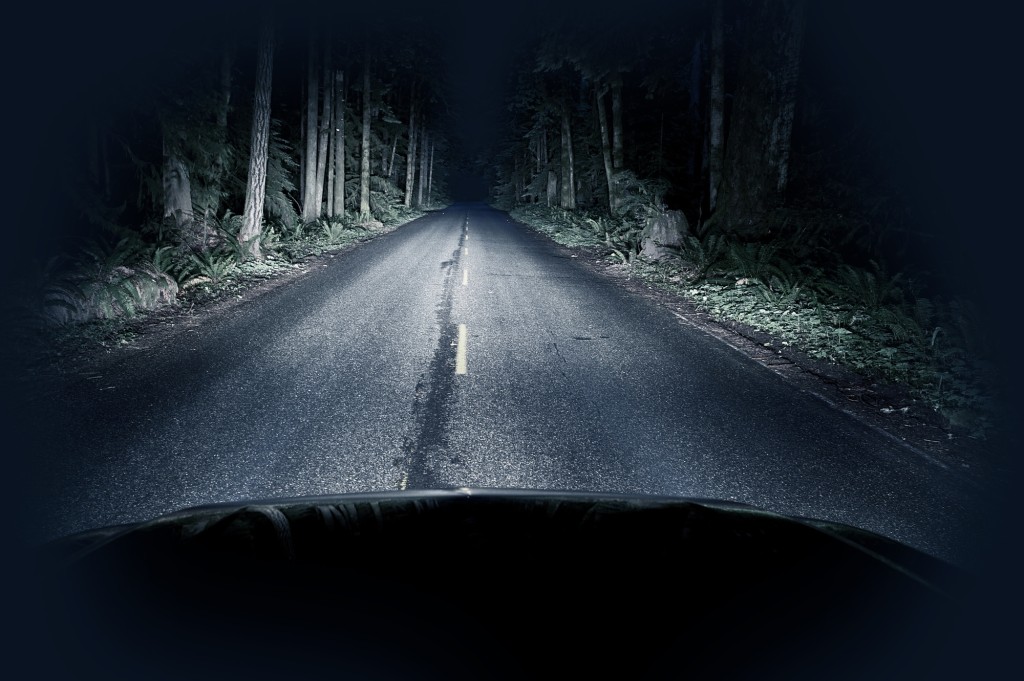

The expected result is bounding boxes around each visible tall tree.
[596,84,615,213]
[717,0,806,234]
[331,69,346,217]
[161,133,193,234]
[239,12,274,259]
[358,45,372,219]
[404,81,417,208]
[217,41,234,130]
[386,135,398,181]
[300,34,320,221]
[417,127,428,206]
[708,0,725,212]
[314,42,332,216]
[560,95,576,210]
[427,139,434,205]
[610,73,624,170]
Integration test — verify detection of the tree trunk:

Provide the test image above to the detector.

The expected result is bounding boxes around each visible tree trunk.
[358,47,372,219]
[218,41,234,130]
[388,135,398,181]
[611,73,624,170]
[331,69,346,217]
[326,112,335,213]
[770,0,805,193]
[299,77,306,201]
[314,42,332,218]
[708,0,725,212]
[404,84,417,209]
[162,133,193,234]
[239,15,274,259]
[427,139,434,205]
[544,127,556,207]
[560,101,575,210]
[300,36,320,222]
[417,128,428,206]
[718,0,806,235]
[596,84,615,214]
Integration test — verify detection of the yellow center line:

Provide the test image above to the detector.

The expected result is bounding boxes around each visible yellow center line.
[455,324,468,375]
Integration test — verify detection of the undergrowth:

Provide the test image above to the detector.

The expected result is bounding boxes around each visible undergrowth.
[8,206,426,361]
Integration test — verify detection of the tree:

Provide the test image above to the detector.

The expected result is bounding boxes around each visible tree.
[238,13,274,259]
[418,127,428,206]
[161,133,193,234]
[708,0,725,212]
[404,81,417,208]
[611,72,624,171]
[358,45,372,219]
[596,84,615,213]
[716,0,806,234]
[314,41,333,217]
[560,93,576,210]
[427,138,434,205]
[300,34,320,222]
[331,68,346,217]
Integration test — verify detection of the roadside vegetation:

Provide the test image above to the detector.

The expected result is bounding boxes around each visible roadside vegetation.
[510,203,999,441]
[6,202,430,365]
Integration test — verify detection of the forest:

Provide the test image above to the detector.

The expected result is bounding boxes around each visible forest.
[1,0,1013,443]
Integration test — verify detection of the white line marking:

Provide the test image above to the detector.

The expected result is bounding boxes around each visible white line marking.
[463,269,468,286]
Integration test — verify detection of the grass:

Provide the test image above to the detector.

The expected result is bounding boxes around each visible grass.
[510,204,1000,441]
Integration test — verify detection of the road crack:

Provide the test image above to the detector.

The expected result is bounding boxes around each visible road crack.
[397,228,467,489]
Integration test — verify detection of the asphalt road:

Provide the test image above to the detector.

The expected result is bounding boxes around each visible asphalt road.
[21,203,990,564]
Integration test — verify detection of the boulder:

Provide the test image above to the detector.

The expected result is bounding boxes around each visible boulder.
[640,210,689,260]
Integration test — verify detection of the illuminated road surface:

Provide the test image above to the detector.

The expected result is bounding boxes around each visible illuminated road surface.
[25,203,989,564]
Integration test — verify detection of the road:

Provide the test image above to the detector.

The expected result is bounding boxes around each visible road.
[21,203,989,564]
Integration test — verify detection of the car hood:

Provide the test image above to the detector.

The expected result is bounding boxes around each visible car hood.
[35,488,971,680]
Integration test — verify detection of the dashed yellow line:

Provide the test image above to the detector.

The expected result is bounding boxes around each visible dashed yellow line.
[455,324,468,375]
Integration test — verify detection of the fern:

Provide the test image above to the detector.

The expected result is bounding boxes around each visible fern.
[676,232,727,283]
[826,261,904,310]
[89,275,143,319]
[755,270,804,308]
[260,224,283,256]
[151,245,180,277]
[726,242,781,282]
[321,220,351,245]
[79,232,147,276]
[183,250,237,285]
[26,257,88,326]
